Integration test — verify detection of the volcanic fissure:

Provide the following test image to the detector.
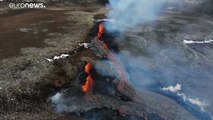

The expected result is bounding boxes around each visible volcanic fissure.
[50,18,166,120]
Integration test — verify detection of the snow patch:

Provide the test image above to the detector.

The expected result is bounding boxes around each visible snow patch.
[78,42,90,48]
[19,28,32,32]
[46,42,91,62]
[94,18,116,23]
[183,39,213,44]
[46,54,69,62]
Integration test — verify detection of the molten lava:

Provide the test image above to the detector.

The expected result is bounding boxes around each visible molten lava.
[82,63,94,93]
[93,22,130,97]
[82,75,93,93]
[85,62,92,74]
[96,22,108,49]
[96,22,104,39]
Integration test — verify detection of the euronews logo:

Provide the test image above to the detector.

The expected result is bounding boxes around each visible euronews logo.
[9,2,46,9]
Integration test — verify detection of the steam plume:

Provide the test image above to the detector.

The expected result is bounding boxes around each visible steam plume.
[105,0,167,31]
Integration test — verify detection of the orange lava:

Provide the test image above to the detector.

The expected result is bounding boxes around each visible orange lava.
[96,23,128,85]
[96,22,104,39]
[85,62,92,74]
[82,75,94,93]
[82,63,94,93]
[96,22,109,49]
[102,41,109,49]
[82,22,109,93]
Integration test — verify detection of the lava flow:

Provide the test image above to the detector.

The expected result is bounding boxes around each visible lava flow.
[96,22,104,39]
[96,22,128,82]
[82,23,106,93]
[92,21,131,97]
[82,63,94,93]
[96,22,108,49]
[82,22,128,94]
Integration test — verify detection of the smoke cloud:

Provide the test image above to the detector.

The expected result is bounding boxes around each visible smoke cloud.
[100,1,213,118]
[51,92,69,113]
[105,0,170,31]
[162,83,182,92]
[162,84,209,112]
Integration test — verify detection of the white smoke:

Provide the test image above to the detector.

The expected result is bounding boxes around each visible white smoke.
[178,93,209,112]
[162,83,182,92]
[105,0,184,31]
[51,92,69,113]
[94,60,118,77]
[162,84,209,112]
[183,39,213,44]
[102,0,212,118]
[105,0,206,32]
[105,0,162,31]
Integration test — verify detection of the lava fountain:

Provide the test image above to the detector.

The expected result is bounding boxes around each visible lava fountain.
[82,62,94,93]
